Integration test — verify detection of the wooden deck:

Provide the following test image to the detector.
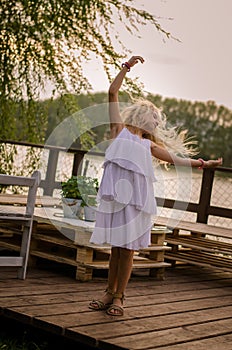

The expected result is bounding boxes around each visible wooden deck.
[0,265,232,349]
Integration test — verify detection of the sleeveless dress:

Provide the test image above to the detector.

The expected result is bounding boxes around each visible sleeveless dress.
[89,127,157,250]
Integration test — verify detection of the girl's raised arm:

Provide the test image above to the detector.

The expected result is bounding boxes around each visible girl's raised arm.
[108,56,144,138]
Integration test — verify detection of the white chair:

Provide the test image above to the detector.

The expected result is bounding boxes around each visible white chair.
[0,171,41,279]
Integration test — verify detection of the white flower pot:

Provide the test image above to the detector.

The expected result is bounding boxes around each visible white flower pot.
[62,198,82,218]
[84,205,97,222]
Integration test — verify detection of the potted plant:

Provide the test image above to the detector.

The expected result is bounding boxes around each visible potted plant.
[61,175,99,220]
[61,175,83,218]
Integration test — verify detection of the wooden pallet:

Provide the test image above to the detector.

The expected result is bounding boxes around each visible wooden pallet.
[166,250,232,272]
[0,213,172,281]
[159,216,232,272]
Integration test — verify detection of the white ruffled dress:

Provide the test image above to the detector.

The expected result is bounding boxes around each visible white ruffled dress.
[90,127,157,250]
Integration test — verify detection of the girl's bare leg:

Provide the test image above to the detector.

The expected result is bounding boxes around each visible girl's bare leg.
[107,246,120,292]
[90,247,134,312]
[97,247,120,305]
[89,247,120,308]
[110,247,134,313]
[117,248,134,293]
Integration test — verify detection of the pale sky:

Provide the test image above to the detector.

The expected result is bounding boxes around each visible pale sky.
[85,0,232,110]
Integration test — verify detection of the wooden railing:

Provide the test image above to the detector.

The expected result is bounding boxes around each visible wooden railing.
[0,139,87,196]
[1,140,232,225]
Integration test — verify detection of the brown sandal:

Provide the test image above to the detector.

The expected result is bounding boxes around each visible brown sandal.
[89,288,114,311]
[106,292,124,316]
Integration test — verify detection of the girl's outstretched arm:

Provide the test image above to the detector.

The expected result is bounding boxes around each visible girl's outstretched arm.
[108,55,144,138]
[151,142,223,168]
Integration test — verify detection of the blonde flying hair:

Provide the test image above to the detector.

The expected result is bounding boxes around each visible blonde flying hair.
[122,99,197,159]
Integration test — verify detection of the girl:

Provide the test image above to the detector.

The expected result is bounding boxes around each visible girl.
[89,56,222,316]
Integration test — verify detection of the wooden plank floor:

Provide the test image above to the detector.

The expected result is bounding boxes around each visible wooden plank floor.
[0,265,232,349]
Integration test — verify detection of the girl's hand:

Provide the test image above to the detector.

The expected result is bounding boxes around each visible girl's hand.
[127,56,144,68]
[204,158,223,168]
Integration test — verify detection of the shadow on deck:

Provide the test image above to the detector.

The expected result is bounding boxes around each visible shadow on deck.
[0,265,232,349]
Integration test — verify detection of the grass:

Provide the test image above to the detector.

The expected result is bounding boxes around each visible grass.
[0,317,49,350]
[0,316,96,350]
[0,328,48,350]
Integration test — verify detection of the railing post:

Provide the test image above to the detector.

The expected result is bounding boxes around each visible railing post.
[43,149,59,196]
[72,150,86,176]
[197,168,215,223]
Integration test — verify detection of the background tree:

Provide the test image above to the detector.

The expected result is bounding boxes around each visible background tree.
[147,94,232,166]
[44,92,231,166]
[0,0,171,143]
